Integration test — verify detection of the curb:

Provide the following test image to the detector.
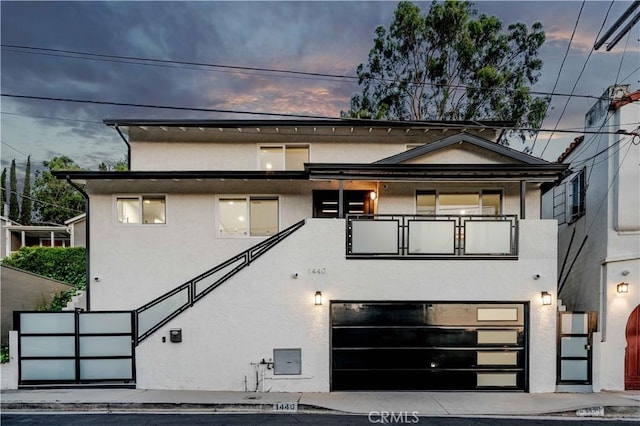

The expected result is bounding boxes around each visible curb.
[1,402,639,418]
[0,402,338,414]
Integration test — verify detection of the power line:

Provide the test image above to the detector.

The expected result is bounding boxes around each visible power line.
[0,43,606,101]
[0,93,333,120]
[0,111,103,124]
[0,93,636,135]
[540,1,611,157]
[2,93,634,137]
[1,186,84,215]
[531,1,586,153]
[0,139,30,158]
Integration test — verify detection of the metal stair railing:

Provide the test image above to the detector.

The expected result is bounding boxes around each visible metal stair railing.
[134,219,306,344]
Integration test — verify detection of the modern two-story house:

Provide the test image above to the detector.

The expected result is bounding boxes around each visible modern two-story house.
[543,86,640,392]
[51,119,568,393]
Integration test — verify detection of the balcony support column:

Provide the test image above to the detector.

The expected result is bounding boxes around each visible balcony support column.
[520,180,526,220]
[338,180,344,218]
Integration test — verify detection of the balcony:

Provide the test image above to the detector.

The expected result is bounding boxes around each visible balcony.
[346,214,518,259]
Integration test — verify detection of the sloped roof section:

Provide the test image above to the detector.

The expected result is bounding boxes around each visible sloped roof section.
[557,136,585,163]
[373,132,550,166]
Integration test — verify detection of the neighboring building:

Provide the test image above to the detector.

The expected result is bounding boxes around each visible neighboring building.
[56,119,568,392]
[1,214,86,259]
[543,85,640,391]
[64,213,87,249]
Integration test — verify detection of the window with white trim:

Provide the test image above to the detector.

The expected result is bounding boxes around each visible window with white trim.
[258,145,308,171]
[116,195,166,224]
[569,168,586,222]
[218,196,278,236]
[416,190,502,215]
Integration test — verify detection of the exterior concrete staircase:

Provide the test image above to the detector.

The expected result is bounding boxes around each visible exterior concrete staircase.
[134,219,306,345]
[63,290,87,311]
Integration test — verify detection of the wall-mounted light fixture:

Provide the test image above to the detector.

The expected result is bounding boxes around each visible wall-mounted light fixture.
[369,191,377,201]
[314,291,323,305]
[617,282,629,294]
[541,291,552,306]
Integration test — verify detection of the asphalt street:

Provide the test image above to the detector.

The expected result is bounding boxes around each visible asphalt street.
[1,413,636,425]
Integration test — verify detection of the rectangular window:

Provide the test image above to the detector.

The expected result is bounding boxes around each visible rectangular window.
[477,351,518,366]
[117,196,166,224]
[477,330,519,345]
[570,168,586,222]
[259,145,308,171]
[219,196,278,236]
[477,372,517,387]
[416,191,436,214]
[416,190,502,215]
[477,307,518,322]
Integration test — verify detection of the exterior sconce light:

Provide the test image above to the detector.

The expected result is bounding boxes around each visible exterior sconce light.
[541,291,552,306]
[314,291,323,305]
[617,282,629,294]
[369,191,377,201]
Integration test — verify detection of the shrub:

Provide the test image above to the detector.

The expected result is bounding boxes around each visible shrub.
[2,247,86,288]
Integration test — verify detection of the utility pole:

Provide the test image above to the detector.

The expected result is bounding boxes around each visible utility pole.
[594,0,640,51]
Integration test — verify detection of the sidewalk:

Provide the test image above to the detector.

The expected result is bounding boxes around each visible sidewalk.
[1,388,639,418]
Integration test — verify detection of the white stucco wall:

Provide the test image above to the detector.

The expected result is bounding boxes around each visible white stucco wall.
[89,181,540,310]
[129,130,504,172]
[133,218,558,393]
[543,91,639,391]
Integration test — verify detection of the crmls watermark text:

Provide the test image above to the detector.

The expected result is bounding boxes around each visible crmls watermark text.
[368,411,420,424]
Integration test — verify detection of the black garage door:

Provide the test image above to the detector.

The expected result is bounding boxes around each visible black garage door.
[331,302,527,391]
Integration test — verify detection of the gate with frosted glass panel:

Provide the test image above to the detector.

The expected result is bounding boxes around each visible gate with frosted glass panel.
[15,311,135,385]
[557,311,596,386]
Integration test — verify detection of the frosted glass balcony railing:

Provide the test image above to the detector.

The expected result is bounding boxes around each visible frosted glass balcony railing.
[347,214,518,258]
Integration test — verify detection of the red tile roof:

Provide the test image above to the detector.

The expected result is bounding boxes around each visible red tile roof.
[610,90,640,110]
[557,135,585,163]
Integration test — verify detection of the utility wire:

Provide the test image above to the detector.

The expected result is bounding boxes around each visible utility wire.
[531,1,586,153]
[7,111,635,131]
[539,0,612,157]
[0,44,606,101]
[0,186,84,215]
[0,93,334,120]
[0,111,103,125]
[0,139,30,158]
[1,93,632,136]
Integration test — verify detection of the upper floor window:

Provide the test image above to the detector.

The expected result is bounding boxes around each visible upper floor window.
[416,190,502,215]
[259,145,308,171]
[117,195,166,224]
[570,169,586,222]
[218,196,278,236]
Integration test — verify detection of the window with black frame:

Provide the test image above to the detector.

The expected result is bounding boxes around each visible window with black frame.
[569,169,586,222]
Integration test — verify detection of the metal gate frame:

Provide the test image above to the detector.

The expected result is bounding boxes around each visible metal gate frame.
[15,310,136,386]
[557,311,597,386]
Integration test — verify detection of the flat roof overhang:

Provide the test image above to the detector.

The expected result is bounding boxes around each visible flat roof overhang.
[5,225,70,238]
[102,119,515,143]
[103,118,515,129]
[306,163,569,182]
[52,170,311,194]
[54,162,568,194]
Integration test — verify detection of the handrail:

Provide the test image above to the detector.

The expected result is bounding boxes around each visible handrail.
[135,219,306,344]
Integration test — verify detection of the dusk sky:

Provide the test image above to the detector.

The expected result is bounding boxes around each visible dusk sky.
[1,1,639,179]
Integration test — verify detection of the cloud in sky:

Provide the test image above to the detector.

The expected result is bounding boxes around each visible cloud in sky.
[1,0,638,178]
